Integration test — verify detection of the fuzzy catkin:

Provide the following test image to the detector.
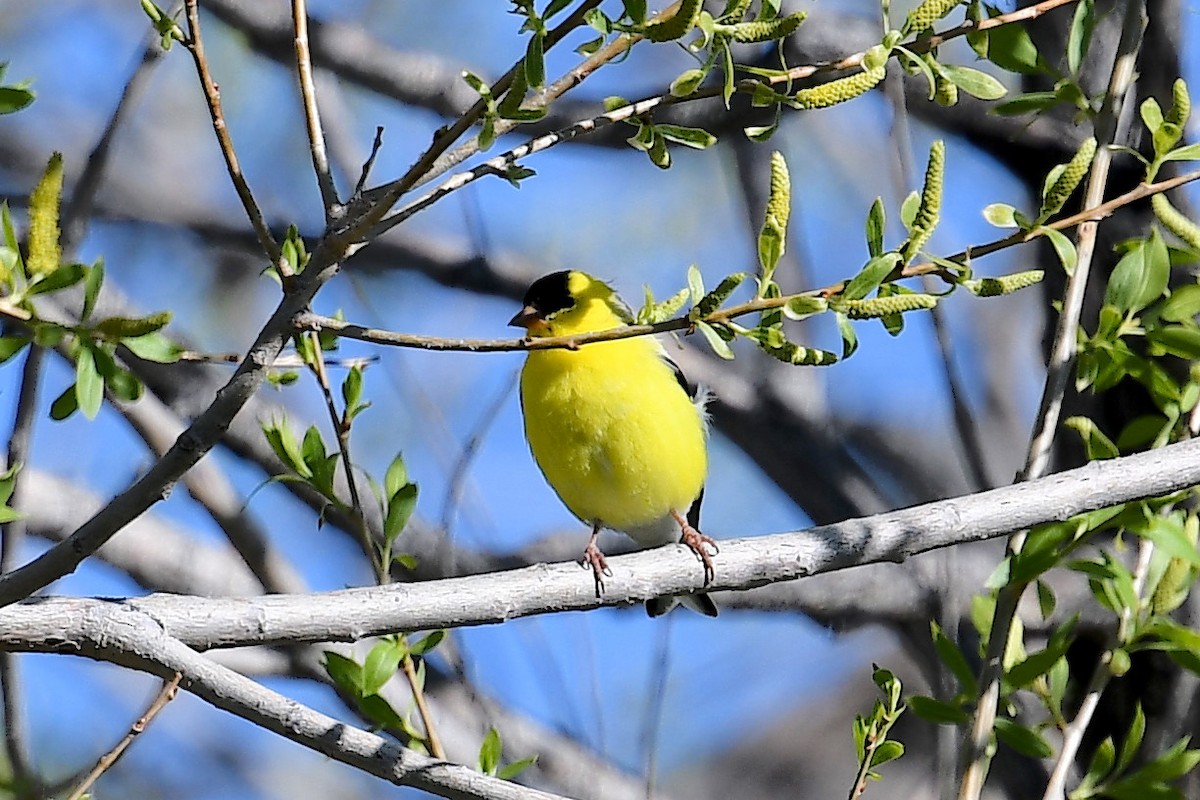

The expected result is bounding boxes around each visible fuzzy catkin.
[792,66,886,110]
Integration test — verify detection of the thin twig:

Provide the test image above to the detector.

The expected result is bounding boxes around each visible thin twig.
[771,0,1080,85]
[182,0,280,265]
[354,126,385,196]
[295,167,1200,357]
[64,673,182,800]
[343,0,607,244]
[957,2,1148,797]
[291,0,340,218]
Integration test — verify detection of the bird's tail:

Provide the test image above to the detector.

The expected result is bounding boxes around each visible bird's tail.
[645,592,718,618]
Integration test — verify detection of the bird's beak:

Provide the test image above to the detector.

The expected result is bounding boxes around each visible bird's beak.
[509,305,549,335]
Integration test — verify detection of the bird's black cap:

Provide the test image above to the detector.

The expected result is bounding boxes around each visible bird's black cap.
[520,270,575,317]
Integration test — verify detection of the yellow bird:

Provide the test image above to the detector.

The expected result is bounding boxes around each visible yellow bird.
[510,270,718,617]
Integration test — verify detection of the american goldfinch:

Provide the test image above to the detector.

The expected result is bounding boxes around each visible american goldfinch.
[510,270,718,617]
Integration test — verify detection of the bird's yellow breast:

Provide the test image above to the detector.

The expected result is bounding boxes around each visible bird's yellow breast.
[520,337,707,534]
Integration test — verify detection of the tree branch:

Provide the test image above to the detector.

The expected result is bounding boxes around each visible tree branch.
[3,436,1196,650]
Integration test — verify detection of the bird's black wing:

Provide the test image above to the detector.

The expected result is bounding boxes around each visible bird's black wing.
[664,355,696,398]
[663,355,706,529]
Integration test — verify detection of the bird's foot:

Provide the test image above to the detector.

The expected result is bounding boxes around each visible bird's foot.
[581,540,612,598]
[673,510,718,585]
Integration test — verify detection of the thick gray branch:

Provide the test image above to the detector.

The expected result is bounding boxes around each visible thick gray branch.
[22,605,567,800]
[4,437,1197,650]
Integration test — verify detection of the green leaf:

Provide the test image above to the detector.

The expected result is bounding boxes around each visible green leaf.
[1116,414,1169,451]
[384,453,409,500]
[1066,0,1095,76]
[982,203,1020,228]
[1,202,24,280]
[0,337,28,364]
[81,259,104,322]
[695,320,734,359]
[1160,284,1200,322]
[907,695,968,725]
[782,295,827,321]
[75,344,104,420]
[1041,226,1078,274]
[843,253,901,301]
[93,311,172,339]
[342,365,364,414]
[524,31,545,88]
[409,630,445,656]
[263,419,312,478]
[479,727,503,775]
[986,22,1044,74]
[1065,416,1119,460]
[1036,579,1057,620]
[26,262,86,296]
[1148,324,1200,360]
[687,264,705,304]
[1163,142,1200,162]
[1141,100,1164,145]
[836,312,858,359]
[497,755,539,780]
[1083,736,1116,785]
[1106,233,1169,313]
[384,482,418,543]
[122,331,183,363]
[940,65,1007,100]
[0,85,35,115]
[870,740,905,768]
[670,68,706,97]
[49,384,78,421]
[865,197,885,257]
[931,621,978,695]
[994,718,1052,758]
[358,693,404,730]
[993,91,1059,116]
[899,191,920,230]
[1137,515,1200,566]
[322,651,364,695]
[361,638,406,696]
[655,124,717,149]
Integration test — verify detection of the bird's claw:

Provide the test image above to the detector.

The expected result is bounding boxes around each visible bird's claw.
[581,541,611,597]
[680,525,717,585]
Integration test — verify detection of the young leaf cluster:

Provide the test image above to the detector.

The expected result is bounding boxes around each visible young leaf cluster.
[0,154,178,422]
[981,0,1101,120]
[322,632,446,750]
[848,667,907,795]
[477,726,539,780]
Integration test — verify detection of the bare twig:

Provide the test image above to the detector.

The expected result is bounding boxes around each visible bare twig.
[182,0,280,265]
[291,0,340,218]
[64,674,183,800]
[957,2,1149,797]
